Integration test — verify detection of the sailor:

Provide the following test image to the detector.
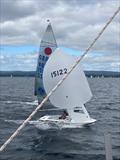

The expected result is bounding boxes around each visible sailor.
[59,110,69,119]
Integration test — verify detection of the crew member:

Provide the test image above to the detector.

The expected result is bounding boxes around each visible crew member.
[59,110,69,119]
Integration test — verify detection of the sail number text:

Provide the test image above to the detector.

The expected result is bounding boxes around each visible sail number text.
[51,68,68,78]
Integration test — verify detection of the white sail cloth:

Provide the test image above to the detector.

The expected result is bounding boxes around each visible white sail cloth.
[43,48,92,109]
[34,23,57,101]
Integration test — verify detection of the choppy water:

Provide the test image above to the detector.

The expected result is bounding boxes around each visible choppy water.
[0,77,120,160]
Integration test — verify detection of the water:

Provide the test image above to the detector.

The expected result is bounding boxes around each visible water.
[0,77,120,160]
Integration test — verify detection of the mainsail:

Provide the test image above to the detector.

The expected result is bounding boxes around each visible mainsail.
[43,48,92,109]
[35,22,57,103]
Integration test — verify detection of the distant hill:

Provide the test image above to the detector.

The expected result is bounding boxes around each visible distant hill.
[0,71,35,77]
[85,71,120,77]
[0,71,120,77]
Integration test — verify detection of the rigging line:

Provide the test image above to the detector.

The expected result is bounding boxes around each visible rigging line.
[0,6,120,152]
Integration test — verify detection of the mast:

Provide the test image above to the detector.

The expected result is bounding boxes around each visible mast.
[34,20,57,104]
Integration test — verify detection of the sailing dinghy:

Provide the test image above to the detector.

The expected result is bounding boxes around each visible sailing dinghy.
[34,21,57,104]
[38,48,96,128]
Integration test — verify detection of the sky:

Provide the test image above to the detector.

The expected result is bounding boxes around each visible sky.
[0,0,120,71]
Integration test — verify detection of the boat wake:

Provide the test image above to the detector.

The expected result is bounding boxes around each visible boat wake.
[3,100,38,106]
[29,121,61,130]
[5,119,24,124]
[5,119,61,130]
[5,119,85,130]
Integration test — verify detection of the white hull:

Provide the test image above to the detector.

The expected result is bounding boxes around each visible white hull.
[37,115,96,129]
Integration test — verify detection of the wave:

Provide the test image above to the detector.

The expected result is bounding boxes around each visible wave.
[2,100,38,106]
[5,119,24,124]
[29,121,62,130]
[5,119,85,130]
[4,119,59,130]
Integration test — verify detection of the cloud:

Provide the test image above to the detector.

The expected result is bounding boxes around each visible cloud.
[82,53,120,71]
[0,0,120,71]
[0,0,37,22]
[0,50,38,71]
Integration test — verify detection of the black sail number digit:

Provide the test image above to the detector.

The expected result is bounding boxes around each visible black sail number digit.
[59,69,63,75]
[51,68,68,78]
[53,71,57,77]
[64,68,67,74]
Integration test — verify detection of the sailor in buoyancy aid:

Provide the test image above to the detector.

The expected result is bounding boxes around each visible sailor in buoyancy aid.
[59,110,69,119]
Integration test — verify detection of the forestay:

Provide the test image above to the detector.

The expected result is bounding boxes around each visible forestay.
[43,48,92,109]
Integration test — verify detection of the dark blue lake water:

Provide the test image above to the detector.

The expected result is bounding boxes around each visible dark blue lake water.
[0,77,120,160]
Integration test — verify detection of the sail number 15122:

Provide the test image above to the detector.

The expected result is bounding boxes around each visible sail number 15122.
[51,68,67,78]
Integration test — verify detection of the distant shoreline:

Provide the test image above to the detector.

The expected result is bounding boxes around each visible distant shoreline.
[0,71,119,77]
